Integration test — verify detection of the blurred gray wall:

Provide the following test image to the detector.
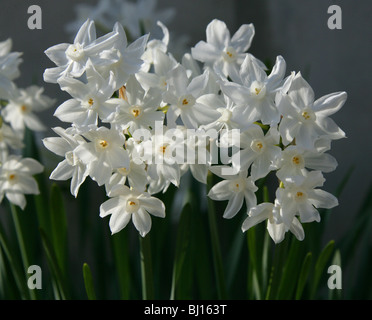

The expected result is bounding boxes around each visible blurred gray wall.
[0,0,371,241]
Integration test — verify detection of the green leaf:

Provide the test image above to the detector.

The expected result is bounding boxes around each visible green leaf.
[295,252,312,300]
[0,221,28,299]
[111,230,131,300]
[206,173,227,300]
[39,228,68,299]
[170,203,192,300]
[82,263,96,300]
[310,240,335,299]
[139,234,154,300]
[49,184,68,278]
[276,237,303,299]
[328,250,342,300]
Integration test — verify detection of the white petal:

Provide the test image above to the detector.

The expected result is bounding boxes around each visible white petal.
[223,192,244,219]
[132,208,152,237]
[308,189,338,209]
[139,196,166,218]
[206,19,230,49]
[208,180,233,201]
[6,192,26,210]
[50,160,74,181]
[109,211,132,235]
[313,91,347,117]
[267,220,286,244]
[231,23,255,52]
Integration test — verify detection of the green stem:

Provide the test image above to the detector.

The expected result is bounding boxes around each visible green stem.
[207,173,227,299]
[139,234,154,300]
[10,203,36,300]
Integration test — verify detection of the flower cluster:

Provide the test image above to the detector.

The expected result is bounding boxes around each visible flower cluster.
[0,39,52,209]
[43,17,346,242]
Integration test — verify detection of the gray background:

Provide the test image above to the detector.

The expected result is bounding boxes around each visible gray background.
[0,0,371,243]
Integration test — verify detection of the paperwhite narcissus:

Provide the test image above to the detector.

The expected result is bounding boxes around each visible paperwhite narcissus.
[2,85,55,135]
[208,168,258,219]
[100,185,165,236]
[0,155,43,209]
[42,127,89,197]
[42,18,346,242]
[277,72,346,149]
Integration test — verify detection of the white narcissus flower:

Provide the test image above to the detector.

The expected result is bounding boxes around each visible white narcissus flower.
[0,123,24,154]
[0,155,43,209]
[221,55,286,125]
[242,201,304,244]
[43,19,120,83]
[0,38,23,81]
[74,126,130,186]
[54,61,118,129]
[142,126,185,188]
[276,170,338,226]
[275,145,338,184]
[2,85,55,135]
[140,21,170,72]
[191,19,256,78]
[232,124,282,180]
[163,64,220,129]
[97,22,149,89]
[277,72,346,149]
[136,49,177,92]
[208,168,258,219]
[42,127,89,197]
[110,76,164,133]
[100,185,166,236]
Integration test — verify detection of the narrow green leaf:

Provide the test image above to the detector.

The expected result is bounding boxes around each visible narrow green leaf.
[276,237,303,299]
[49,183,68,278]
[207,173,227,300]
[328,250,342,300]
[111,230,131,299]
[0,222,28,299]
[310,240,335,299]
[295,252,312,300]
[170,203,192,300]
[9,203,36,300]
[83,263,96,300]
[139,234,154,300]
[39,228,68,299]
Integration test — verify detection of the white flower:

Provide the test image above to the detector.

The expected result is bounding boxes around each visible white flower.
[54,61,118,129]
[140,21,170,72]
[0,38,23,81]
[44,19,120,83]
[221,55,286,125]
[208,167,258,219]
[277,72,346,149]
[97,22,148,89]
[0,123,24,155]
[110,76,164,133]
[242,201,304,244]
[276,170,338,226]
[201,94,256,132]
[136,49,177,92]
[191,19,256,78]
[232,124,282,180]
[99,184,166,236]
[2,85,55,135]
[0,155,43,209]
[74,126,130,186]
[142,126,185,188]
[163,64,220,129]
[276,145,338,184]
[105,136,148,194]
[42,127,89,197]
